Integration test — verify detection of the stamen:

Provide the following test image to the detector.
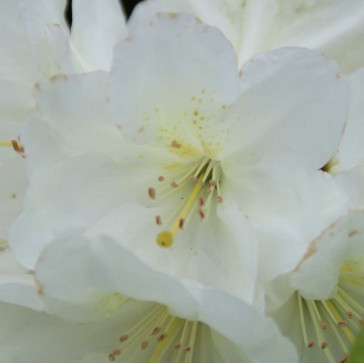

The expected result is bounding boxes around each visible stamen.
[149,318,181,363]
[148,188,156,200]
[151,158,223,248]
[198,209,205,220]
[297,292,310,347]
[113,349,121,356]
[119,335,128,342]
[0,140,24,154]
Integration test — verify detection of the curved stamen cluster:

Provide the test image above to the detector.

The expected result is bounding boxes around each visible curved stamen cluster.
[147,157,223,248]
[108,305,202,363]
[297,275,364,363]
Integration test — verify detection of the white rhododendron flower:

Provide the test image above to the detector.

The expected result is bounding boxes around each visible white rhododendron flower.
[30,234,298,363]
[0,0,126,242]
[267,210,364,363]
[143,0,364,73]
[9,14,350,300]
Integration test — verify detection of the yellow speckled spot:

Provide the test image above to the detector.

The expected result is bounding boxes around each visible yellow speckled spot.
[156,231,173,248]
[164,163,183,170]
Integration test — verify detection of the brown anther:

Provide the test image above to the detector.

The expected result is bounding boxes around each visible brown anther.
[171,181,178,188]
[320,321,328,330]
[206,187,212,194]
[141,341,149,350]
[321,341,328,350]
[191,176,197,182]
[113,349,121,356]
[198,196,205,206]
[179,218,185,230]
[183,347,191,352]
[209,180,216,187]
[108,354,116,361]
[152,327,161,335]
[337,321,347,328]
[345,311,353,319]
[119,334,129,342]
[158,176,165,182]
[198,209,205,220]
[217,196,223,203]
[156,216,163,225]
[338,353,349,363]
[171,140,182,148]
[158,334,167,342]
[174,342,181,349]
[198,179,204,185]
[11,140,24,153]
[148,188,156,200]
[307,339,315,348]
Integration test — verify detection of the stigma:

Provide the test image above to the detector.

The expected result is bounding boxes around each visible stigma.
[297,261,364,363]
[107,305,202,363]
[147,157,223,248]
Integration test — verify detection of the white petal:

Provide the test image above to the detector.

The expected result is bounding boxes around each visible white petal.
[221,47,349,172]
[0,0,38,83]
[84,201,259,303]
[35,235,297,362]
[9,153,126,269]
[131,0,247,64]
[336,164,364,209]
[71,0,127,71]
[0,80,34,139]
[238,0,364,73]
[0,157,27,240]
[291,210,364,299]
[0,249,44,311]
[337,67,364,171]
[223,157,349,280]
[33,72,124,156]
[185,280,299,363]
[109,12,240,145]
[20,0,79,76]
[0,300,156,363]
[35,235,198,322]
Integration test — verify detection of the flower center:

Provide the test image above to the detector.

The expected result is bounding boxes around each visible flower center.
[147,157,223,248]
[297,266,364,363]
[108,305,202,363]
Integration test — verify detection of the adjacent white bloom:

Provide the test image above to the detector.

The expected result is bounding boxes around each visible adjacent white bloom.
[30,234,298,363]
[267,210,364,363]
[10,14,349,302]
[0,0,127,241]
[142,0,364,73]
